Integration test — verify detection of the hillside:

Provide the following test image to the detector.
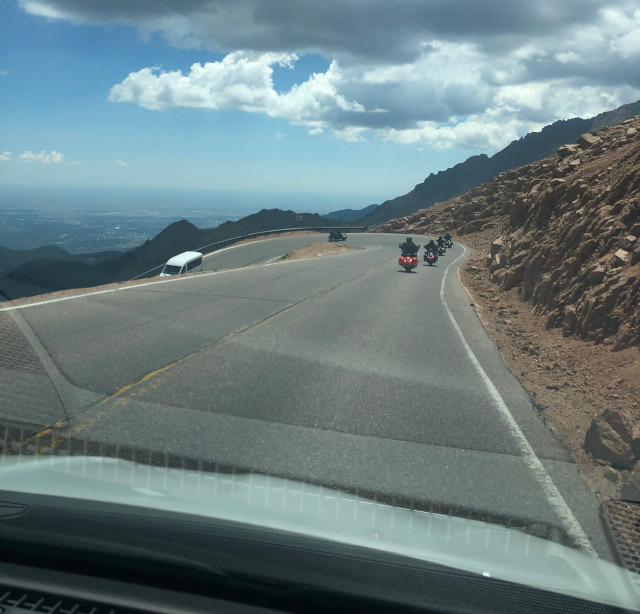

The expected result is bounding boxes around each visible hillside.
[0,245,119,277]
[0,209,342,300]
[378,116,640,501]
[360,99,640,226]
[327,204,377,222]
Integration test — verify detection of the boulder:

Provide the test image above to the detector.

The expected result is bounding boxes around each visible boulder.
[557,145,577,158]
[603,466,619,483]
[562,306,577,336]
[621,473,640,502]
[502,264,525,290]
[577,133,602,149]
[613,249,630,266]
[490,237,505,256]
[509,197,528,228]
[633,423,640,460]
[584,410,635,469]
[462,220,483,234]
[588,265,606,286]
[510,250,529,266]
[622,235,637,251]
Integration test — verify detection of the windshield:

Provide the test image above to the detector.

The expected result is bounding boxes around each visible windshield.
[1,0,640,611]
[161,264,182,275]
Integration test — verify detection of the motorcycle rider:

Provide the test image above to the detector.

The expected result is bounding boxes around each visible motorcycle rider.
[399,237,420,255]
[437,235,445,248]
[444,232,452,243]
[425,238,438,254]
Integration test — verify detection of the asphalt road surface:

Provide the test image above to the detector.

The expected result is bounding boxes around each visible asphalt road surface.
[0,233,613,558]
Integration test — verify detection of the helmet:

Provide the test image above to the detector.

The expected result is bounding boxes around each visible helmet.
[406,237,413,243]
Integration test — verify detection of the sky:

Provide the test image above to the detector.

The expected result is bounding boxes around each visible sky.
[1,0,639,205]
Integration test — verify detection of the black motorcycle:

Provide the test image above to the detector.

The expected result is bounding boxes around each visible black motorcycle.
[424,249,438,266]
[328,230,347,242]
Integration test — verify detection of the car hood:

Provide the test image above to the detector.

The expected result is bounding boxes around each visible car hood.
[0,455,638,610]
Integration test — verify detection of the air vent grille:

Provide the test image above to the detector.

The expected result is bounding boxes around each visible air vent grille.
[0,586,140,614]
[601,499,640,594]
[0,313,45,375]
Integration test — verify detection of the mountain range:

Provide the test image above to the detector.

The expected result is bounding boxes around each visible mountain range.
[326,204,377,221]
[2,98,640,301]
[0,209,342,300]
[355,99,640,225]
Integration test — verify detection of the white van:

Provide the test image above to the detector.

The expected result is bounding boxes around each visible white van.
[159,251,204,277]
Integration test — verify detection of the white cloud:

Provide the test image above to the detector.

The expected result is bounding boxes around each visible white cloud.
[554,51,580,63]
[18,150,64,164]
[607,8,640,58]
[330,126,367,142]
[379,118,534,151]
[0,152,11,162]
[109,52,369,130]
[69,160,81,165]
[0,70,9,76]
[114,160,129,166]
[110,52,290,112]
[19,0,640,151]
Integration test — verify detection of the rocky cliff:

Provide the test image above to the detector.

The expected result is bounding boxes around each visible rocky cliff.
[381,117,640,352]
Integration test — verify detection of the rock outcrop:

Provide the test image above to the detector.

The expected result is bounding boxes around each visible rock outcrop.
[379,116,640,353]
[584,409,635,470]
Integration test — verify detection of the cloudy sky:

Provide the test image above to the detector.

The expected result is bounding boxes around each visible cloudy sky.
[1,0,639,202]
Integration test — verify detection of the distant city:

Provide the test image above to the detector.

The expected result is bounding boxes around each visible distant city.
[0,208,246,254]
[0,185,376,254]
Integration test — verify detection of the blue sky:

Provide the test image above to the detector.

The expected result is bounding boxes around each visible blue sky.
[1,0,639,207]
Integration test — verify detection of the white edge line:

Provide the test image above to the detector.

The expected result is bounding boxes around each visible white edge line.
[0,237,598,555]
[440,246,597,556]
[0,239,370,312]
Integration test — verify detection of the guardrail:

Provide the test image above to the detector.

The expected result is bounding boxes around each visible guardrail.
[130,226,368,280]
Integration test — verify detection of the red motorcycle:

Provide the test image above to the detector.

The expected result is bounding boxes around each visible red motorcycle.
[398,253,419,272]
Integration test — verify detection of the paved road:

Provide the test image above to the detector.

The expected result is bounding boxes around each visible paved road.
[201,232,332,270]
[0,233,612,558]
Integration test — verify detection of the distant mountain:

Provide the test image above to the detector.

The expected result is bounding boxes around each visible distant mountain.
[0,209,342,300]
[326,204,377,222]
[360,99,640,226]
[0,245,120,281]
[0,245,76,278]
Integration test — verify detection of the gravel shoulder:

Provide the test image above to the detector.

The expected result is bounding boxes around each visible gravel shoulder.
[281,242,359,261]
[457,231,640,502]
